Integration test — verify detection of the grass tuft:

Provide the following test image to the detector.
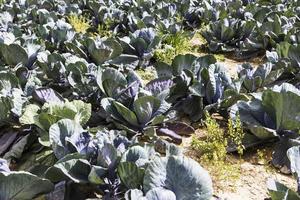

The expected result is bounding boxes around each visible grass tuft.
[154,31,194,64]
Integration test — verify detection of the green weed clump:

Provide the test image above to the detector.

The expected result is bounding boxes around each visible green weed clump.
[68,14,112,38]
[214,54,226,62]
[228,115,245,156]
[191,113,246,161]
[154,31,193,64]
[154,46,176,65]
[135,69,156,85]
[191,113,227,162]
[191,113,244,190]
[97,24,113,38]
[191,113,241,189]
[164,31,192,53]
[257,149,267,165]
[68,14,90,34]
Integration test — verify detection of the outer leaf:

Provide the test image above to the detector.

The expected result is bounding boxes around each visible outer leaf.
[125,189,145,200]
[121,145,155,167]
[101,98,124,122]
[97,143,118,168]
[49,119,84,159]
[143,156,213,200]
[145,77,173,100]
[71,100,92,125]
[45,154,91,183]
[19,104,40,125]
[44,100,91,125]
[154,62,172,78]
[145,187,176,200]
[88,165,106,184]
[172,54,197,76]
[45,181,66,200]
[272,137,300,174]
[267,179,300,200]
[287,146,300,178]
[3,134,31,162]
[0,73,19,92]
[0,159,10,172]
[0,171,54,200]
[118,162,145,189]
[108,54,139,69]
[156,128,182,144]
[133,96,161,125]
[96,67,127,97]
[1,44,28,66]
[233,99,277,139]
[32,88,64,104]
[0,131,17,155]
[112,101,139,127]
[262,84,300,131]
[163,122,194,136]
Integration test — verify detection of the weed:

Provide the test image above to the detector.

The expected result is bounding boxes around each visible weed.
[164,31,192,53]
[135,69,156,85]
[255,148,278,173]
[191,113,241,191]
[154,31,193,64]
[214,54,226,62]
[256,148,272,166]
[228,115,245,156]
[191,112,227,162]
[154,45,176,64]
[97,24,113,38]
[68,14,90,34]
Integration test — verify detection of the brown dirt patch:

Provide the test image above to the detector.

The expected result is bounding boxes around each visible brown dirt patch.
[182,131,296,200]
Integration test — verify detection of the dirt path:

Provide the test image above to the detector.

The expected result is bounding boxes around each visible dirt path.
[218,161,296,200]
[182,133,296,200]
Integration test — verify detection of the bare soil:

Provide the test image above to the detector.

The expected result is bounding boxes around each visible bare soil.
[181,115,296,200]
[217,161,296,200]
[182,132,296,200]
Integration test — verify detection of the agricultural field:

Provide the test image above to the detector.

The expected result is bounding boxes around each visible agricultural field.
[0,0,300,199]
